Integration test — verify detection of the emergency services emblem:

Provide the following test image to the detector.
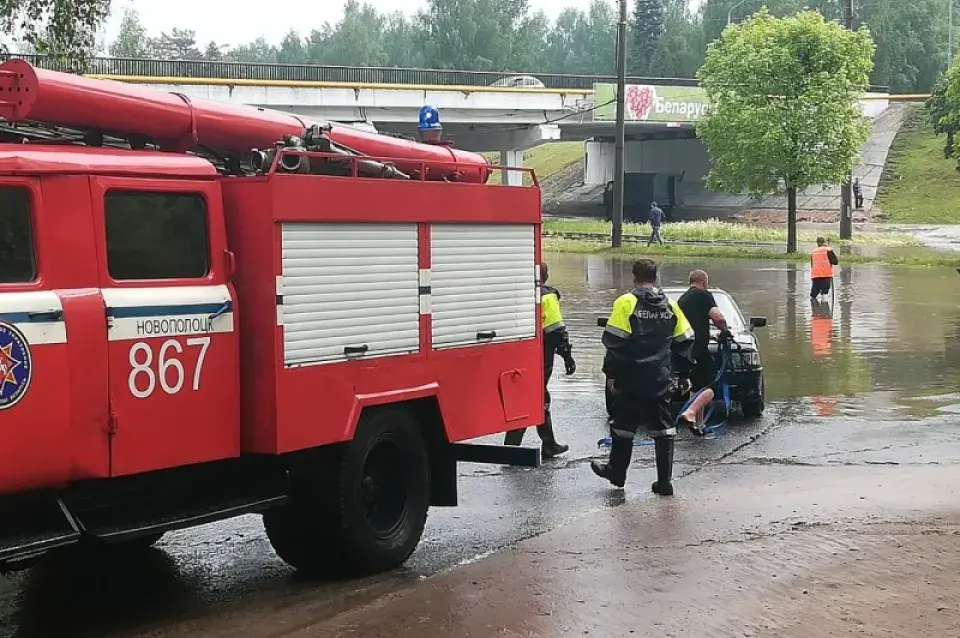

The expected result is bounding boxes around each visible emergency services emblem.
[0,321,31,410]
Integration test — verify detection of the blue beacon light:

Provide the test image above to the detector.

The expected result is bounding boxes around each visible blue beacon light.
[418,105,443,143]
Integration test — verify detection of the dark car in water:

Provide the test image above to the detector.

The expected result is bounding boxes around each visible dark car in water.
[663,287,767,417]
[597,287,767,418]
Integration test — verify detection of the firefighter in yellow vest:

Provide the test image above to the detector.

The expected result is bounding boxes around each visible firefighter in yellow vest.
[504,262,575,458]
[810,237,838,299]
[592,259,695,493]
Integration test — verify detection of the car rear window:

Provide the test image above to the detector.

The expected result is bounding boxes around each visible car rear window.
[0,187,36,284]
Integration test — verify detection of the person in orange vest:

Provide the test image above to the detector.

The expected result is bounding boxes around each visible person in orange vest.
[809,237,839,300]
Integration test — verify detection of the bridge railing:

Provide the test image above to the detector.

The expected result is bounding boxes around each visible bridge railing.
[1,54,890,93]
[0,54,699,89]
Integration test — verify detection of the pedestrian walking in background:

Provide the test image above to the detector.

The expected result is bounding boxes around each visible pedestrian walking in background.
[647,201,664,246]
[853,178,864,210]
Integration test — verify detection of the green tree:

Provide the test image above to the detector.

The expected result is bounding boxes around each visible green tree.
[933,58,960,165]
[700,0,946,93]
[648,0,703,77]
[417,0,535,71]
[927,74,960,159]
[545,1,616,74]
[152,28,202,60]
[696,9,875,253]
[630,0,665,75]
[108,8,152,58]
[227,37,278,63]
[857,0,946,93]
[381,12,423,67]
[700,0,838,47]
[513,9,551,71]
[203,41,226,61]
[315,0,387,66]
[277,30,308,64]
[1,0,111,61]
[582,0,617,74]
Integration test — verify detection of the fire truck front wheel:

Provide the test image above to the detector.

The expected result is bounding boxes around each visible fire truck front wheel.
[265,407,431,576]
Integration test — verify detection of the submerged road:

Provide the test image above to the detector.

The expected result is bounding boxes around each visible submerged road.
[1,254,959,636]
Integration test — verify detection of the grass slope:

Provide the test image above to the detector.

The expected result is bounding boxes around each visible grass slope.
[484,142,582,186]
[543,218,919,247]
[876,107,960,224]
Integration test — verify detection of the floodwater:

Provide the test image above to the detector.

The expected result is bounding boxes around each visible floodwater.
[2,253,960,637]
[553,254,960,407]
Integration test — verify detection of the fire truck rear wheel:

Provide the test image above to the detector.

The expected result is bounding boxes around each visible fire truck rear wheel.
[265,407,430,576]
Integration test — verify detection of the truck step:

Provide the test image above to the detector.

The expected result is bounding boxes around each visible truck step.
[0,493,80,564]
[64,457,290,544]
[78,493,288,543]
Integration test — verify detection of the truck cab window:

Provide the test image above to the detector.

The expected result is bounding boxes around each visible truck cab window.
[105,191,209,280]
[0,187,36,283]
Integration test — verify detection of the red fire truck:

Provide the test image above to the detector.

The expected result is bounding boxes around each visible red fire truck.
[0,59,544,576]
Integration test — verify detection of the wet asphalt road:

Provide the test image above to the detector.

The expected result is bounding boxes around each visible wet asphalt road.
[2,253,960,637]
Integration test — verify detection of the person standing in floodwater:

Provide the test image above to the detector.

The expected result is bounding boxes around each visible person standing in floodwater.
[647,201,664,246]
[593,259,695,494]
[810,237,839,300]
[503,262,573,459]
[853,178,864,210]
[677,270,732,435]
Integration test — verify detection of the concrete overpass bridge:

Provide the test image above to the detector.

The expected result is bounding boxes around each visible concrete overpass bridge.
[9,56,898,205]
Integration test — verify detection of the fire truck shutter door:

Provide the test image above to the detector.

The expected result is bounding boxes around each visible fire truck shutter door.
[280,222,420,367]
[430,224,536,350]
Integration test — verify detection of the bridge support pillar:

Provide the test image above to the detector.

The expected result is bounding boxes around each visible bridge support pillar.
[499,149,524,187]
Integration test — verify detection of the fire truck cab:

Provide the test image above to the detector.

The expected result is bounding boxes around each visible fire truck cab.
[0,60,544,576]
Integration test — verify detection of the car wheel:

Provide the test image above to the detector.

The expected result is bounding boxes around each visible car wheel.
[741,376,765,418]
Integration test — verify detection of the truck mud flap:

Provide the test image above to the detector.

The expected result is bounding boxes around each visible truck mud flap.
[452,443,541,468]
[0,492,81,565]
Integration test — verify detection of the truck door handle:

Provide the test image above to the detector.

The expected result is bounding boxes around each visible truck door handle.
[28,310,63,322]
[476,330,497,340]
[208,300,232,322]
[344,344,369,355]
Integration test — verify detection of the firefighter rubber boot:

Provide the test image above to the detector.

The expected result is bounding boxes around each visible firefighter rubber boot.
[651,436,675,496]
[591,436,632,488]
[503,429,526,446]
[537,416,569,459]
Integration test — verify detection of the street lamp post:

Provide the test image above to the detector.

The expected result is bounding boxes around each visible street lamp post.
[839,0,854,240]
[612,0,627,248]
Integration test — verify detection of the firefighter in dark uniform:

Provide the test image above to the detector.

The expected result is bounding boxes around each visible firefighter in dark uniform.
[591,259,695,494]
[504,262,575,459]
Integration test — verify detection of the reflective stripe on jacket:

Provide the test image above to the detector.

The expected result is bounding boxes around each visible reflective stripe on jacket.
[602,286,695,399]
[541,285,564,333]
[811,246,834,279]
[541,285,572,366]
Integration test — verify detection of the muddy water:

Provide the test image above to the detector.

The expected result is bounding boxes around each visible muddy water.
[549,254,960,412]
[2,254,959,638]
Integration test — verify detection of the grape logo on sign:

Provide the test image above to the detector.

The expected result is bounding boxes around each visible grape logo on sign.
[0,321,32,410]
[625,85,656,121]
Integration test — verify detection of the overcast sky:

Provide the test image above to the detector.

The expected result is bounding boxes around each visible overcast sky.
[102,0,597,48]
